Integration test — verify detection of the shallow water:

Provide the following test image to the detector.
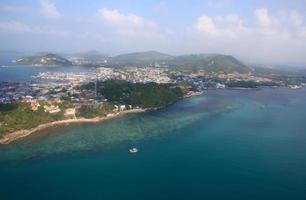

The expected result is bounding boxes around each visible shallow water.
[0,88,306,200]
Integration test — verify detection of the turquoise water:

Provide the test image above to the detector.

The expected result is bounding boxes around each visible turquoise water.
[0,88,306,199]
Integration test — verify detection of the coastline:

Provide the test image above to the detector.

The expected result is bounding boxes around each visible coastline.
[0,108,146,145]
[0,86,302,145]
[184,91,203,98]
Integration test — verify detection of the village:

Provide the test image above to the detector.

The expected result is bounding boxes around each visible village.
[0,67,174,118]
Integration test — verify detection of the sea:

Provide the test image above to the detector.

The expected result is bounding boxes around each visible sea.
[0,54,306,200]
[0,53,90,82]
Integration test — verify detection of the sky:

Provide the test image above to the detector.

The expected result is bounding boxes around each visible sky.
[0,0,306,65]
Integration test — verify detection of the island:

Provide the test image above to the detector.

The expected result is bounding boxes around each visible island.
[13,53,72,66]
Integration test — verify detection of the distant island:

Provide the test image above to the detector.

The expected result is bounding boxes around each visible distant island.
[13,53,72,66]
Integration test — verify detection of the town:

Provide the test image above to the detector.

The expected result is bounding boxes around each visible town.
[1,65,304,106]
[2,61,305,145]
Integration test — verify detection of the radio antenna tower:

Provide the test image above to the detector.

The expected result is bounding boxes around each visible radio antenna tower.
[94,74,98,102]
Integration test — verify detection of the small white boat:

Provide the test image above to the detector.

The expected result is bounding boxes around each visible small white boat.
[129,147,138,153]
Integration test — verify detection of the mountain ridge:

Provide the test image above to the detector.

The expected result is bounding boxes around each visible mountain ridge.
[114,51,173,62]
[13,51,251,73]
[113,51,251,73]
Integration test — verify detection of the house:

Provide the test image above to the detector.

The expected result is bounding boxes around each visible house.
[65,108,76,118]
[119,105,126,111]
[31,101,40,111]
[53,98,64,103]
[24,95,34,103]
[113,105,119,112]
[44,105,61,113]
[216,83,226,89]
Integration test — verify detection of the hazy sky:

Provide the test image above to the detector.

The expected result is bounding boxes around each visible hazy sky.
[1,0,306,65]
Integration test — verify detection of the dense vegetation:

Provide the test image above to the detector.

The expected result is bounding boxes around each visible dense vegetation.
[17,51,251,73]
[0,102,66,137]
[81,80,184,108]
[76,103,114,119]
[0,81,184,136]
[101,51,251,73]
[114,51,172,63]
[14,53,72,66]
[167,54,251,73]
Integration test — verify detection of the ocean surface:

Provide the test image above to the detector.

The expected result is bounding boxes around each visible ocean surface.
[0,53,91,82]
[0,65,90,82]
[0,87,306,200]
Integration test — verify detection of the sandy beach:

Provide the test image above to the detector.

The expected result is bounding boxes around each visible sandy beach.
[0,108,145,145]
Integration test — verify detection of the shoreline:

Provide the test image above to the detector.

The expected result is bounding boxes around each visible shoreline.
[0,86,303,145]
[0,108,146,145]
[184,91,203,98]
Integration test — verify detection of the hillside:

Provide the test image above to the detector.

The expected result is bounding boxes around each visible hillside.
[80,80,183,108]
[168,54,251,73]
[114,51,173,63]
[113,51,251,73]
[13,53,72,66]
[11,51,251,73]
[70,50,110,61]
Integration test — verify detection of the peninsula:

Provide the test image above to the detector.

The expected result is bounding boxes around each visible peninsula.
[0,80,185,144]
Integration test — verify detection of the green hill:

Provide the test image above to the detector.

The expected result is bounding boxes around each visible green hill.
[114,51,173,63]
[168,54,251,73]
[13,53,72,66]
[80,80,183,108]
[114,51,250,73]
[12,51,251,73]
[71,50,110,61]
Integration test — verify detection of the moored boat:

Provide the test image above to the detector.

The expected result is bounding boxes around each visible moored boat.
[129,147,138,153]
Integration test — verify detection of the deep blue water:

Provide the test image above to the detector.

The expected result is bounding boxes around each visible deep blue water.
[0,88,306,200]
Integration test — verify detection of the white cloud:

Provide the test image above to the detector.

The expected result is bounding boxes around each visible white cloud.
[291,10,303,27]
[1,5,306,65]
[39,0,61,19]
[98,8,158,37]
[193,8,304,40]
[0,21,33,33]
[289,10,306,38]
[194,16,217,35]
[191,8,306,64]
[99,8,144,29]
[194,14,247,38]
[254,8,279,35]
